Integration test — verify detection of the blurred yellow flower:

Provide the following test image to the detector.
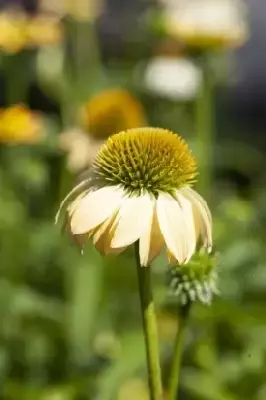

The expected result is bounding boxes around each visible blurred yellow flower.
[0,11,28,53]
[26,15,62,47]
[56,127,212,266]
[162,0,249,50]
[0,10,62,53]
[80,89,147,139]
[59,128,105,172]
[61,89,146,172]
[0,105,43,144]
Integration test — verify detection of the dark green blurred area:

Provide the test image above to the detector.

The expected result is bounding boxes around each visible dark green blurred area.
[1,2,266,400]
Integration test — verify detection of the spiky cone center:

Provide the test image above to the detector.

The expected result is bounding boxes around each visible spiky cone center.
[168,251,219,305]
[93,127,197,196]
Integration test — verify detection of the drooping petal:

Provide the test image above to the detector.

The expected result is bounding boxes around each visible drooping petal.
[181,186,212,251]
[70,186,124,235]
[67,190,90,217]
[93,213,116,253]
[92,211,126,255]
[176,191,197,261]
[157,193,187,264]
[110,194,154,249]
[139,202,165,266]
[55,179,90,224]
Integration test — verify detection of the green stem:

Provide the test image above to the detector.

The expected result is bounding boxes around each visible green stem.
[195,55,215,200]
[135,243,163,400]
[3,50,34,106]
[168,303,191,400]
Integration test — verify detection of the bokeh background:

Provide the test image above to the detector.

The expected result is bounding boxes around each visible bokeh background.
[0,0,266,399]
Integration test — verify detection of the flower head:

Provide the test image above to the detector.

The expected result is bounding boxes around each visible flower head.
[56,127,212,266]
[167,250,219,305]
[0,105,44,144]
[144,56,202,101]
[162,0,248,50]
[80,89,147,139]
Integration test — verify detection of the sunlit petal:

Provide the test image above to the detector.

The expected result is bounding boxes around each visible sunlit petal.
[157,193,187,264]
[139,202,165,266]
[71,186,124,234]
[176,191,197,261]
[182,187,212,251]
[111,194,154,249]
[55,179,90,224]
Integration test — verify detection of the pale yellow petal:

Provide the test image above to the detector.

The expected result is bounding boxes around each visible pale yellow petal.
[157,193,187,264]
[55,179,90,224]
[139,202,165,266]
[176,191,197,262]
[182,187,212,251]
[67,189,90,217]
[93,214,115,253]
[111,194,154,249]
[70,186,124,234]
[92,211,125,255]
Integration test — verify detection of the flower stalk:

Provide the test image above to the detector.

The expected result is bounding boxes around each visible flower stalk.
[168,303,191,400]
[135,243,163,400]
[195,54,215,200]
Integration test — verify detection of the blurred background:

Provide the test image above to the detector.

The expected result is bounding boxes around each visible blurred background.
[0,0,266,399]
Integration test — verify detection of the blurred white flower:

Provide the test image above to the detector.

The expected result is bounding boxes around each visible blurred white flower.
[161,0,249,49]
[59,129,104,173]
[144,56,202,101]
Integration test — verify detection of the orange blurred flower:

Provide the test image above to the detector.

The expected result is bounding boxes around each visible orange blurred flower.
[0,105,44,144]
[80,89,147,139]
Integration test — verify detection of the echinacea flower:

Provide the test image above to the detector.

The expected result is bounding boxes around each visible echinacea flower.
[80,89,147,139]
[0,105,43,144]
[144,56,202,101]
[56,127,212,266]
[168,250,219,305]
[161,0,248,50]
